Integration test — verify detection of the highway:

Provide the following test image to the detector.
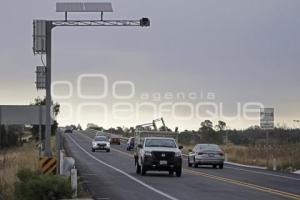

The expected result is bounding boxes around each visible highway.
[63,130,300,200]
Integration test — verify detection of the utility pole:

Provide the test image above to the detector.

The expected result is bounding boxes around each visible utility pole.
[266,130,269,167]
[0,107,2,149]
[38,105,42,156]
[226,130,228,145]
[45,21,52,157]
[33,2,150,157]
[260,108,274,168]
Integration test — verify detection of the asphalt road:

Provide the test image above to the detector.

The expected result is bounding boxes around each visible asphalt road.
[63,130,300,200]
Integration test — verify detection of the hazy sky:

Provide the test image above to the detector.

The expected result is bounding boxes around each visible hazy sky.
[1,0,300,130]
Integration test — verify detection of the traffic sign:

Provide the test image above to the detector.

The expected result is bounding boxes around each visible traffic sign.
[0,105,53,125]
[260,108,274,130]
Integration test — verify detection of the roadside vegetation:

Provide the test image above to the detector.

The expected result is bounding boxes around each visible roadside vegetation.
[223,143,300,171]
[0,96,93,199]
[15,169,72,200]
[0,125,25,150]
[0,135,90,199]
[0,140,39,200]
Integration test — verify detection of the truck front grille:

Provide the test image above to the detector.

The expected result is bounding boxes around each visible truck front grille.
[152,151,175,161]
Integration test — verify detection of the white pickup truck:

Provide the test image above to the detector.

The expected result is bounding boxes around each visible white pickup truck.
[134,131,183,177]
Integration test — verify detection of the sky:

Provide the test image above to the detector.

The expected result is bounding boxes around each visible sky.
[0,0,300,130]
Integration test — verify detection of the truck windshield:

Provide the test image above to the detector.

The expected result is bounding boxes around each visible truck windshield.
[145,139,177,148]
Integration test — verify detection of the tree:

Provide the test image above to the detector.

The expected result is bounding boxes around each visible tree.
[31,97,60,117]
[129,127,135,133]
[0,125,19,149]
[107,127,117,134]
[30,97,60,140]
[198,120,223,143]
[77,124,82,131]
[216,120,226,131]
[199,120,214,132]
[116,127,124,135]
[0,125,6,149]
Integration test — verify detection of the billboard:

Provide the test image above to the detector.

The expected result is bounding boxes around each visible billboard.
[0,105,54,125]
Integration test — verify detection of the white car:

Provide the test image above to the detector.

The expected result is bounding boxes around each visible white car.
[92,136,110,152]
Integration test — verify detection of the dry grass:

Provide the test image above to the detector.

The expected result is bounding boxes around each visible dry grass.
[0,135,91,199]
[222,144,300,171]
[0,142,39,200]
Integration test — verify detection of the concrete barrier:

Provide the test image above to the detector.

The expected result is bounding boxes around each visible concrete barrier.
[71,168,78,198]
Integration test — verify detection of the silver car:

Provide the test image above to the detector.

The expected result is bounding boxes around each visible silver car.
[187,144,224,169]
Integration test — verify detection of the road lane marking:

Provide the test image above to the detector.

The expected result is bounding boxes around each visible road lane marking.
[66,134,180,200]
[111,147,300,199]
[74,131,300,199]
[225,166,300,181]
[184,169,300,200]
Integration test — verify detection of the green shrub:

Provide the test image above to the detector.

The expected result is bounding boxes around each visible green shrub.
[0,125,19,149]
[15,169,72,200]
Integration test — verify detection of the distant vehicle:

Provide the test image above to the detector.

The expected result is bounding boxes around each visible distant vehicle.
[92,136,110,152]
[110,135,121,145]
[127,137,135,151]
[96,131,106,136]
[187,144,224,169]
[64,126,73,133]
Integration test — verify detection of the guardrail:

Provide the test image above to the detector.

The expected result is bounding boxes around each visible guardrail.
[59,129,78,197]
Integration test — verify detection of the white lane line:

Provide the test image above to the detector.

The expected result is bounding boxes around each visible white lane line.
[224,161,267,170]
[66,134,180,200]
[225,166,300,181]
[181,154,300,181]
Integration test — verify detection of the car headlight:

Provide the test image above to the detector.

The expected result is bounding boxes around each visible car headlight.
[106,142,110,147]
[144,151,152,156]
[175,152,182,157]
[92,142,96,146]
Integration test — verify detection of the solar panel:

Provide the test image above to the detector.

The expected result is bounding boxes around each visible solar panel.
[56,2,113,12]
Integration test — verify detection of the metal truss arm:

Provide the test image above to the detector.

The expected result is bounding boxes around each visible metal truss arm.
[52,20,143,27]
